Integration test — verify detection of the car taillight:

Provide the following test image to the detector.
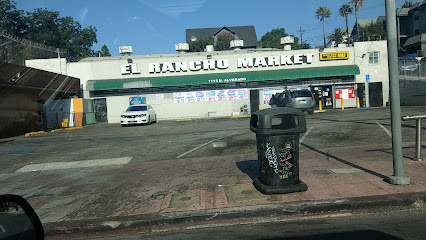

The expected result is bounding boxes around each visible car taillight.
[289,98,293,103]
[312,97,315,100]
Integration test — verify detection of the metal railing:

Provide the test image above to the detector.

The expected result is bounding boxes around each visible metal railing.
[402,115,425,161]
[399,59,426,79]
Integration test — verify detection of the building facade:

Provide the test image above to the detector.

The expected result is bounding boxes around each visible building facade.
[26,41,389,124]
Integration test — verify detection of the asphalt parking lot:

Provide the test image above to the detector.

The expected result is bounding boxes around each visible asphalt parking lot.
[0,106,425,174]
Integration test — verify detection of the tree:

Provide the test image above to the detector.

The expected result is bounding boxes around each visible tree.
[401,1,414,8]
[0,1,98,61]
[300,42,311,49]
[215,31,235,51]
[327,28,344,45]
[339,4,353,43]
[259,28,301,50]
[316,6,331,48]
[187,36,214,52]
[99,45,111,56]
[0,0,27,36]
[349,0,364,41]
[361,20,386,41]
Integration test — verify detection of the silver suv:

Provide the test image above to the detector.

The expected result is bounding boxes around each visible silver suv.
[283,89,315,115]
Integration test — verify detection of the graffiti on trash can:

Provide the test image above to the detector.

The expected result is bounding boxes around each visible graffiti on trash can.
[265,143,279,174]
[278,143,294,179]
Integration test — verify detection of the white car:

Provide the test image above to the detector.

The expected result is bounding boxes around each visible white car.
[120,104,156,127]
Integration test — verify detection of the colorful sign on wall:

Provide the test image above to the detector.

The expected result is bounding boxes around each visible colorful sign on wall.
[335,86,355,99]
[173,89,248,103]
[129,96,146,105]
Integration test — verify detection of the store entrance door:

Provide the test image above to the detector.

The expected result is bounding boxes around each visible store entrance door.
[311,85,333,109]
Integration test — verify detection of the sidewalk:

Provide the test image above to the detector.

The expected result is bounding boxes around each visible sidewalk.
[1,143,425,236]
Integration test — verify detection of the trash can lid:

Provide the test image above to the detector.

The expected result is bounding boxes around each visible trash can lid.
[250,107,307,134]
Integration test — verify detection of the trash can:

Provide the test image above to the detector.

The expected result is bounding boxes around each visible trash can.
[250,107,308,194]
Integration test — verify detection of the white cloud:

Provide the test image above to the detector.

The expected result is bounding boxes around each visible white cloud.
[128,16,141,22]
[139,0,206,18]
[145,21,157,32]
[79,7,89,24]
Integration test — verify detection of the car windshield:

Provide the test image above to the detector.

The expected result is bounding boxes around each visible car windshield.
[2,0,426,239]
[290,90,312,98]
[126,106,147,111]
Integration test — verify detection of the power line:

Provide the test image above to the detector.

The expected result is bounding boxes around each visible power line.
[296,26,306,44]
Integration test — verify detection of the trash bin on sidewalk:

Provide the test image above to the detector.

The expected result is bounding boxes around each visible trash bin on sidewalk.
[250,107,308,194]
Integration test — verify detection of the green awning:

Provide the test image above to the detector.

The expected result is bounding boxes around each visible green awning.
[87,65,360,91]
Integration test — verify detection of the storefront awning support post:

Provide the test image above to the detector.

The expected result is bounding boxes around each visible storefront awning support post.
[384,0,410,185]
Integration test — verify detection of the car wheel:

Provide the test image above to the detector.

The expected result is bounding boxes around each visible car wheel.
[148,116,151,125]
[154,114,157,123]
[308,109,314,115]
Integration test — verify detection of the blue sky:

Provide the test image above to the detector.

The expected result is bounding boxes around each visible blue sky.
[16,0,421,56]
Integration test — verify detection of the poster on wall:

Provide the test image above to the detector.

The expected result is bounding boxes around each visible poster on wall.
[185,92,196,103]
[216,90,226,101]
[263,89,283,101]
[173,93,185,103]
[226,89,237,100]
[237,89,248,99]
[204,90,216,101]
[335,86,355,99]
[195,91,204,102]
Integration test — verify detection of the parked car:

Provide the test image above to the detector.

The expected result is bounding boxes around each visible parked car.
[399,63,419,72]
[282,89,316,115]
[120,104,156,127]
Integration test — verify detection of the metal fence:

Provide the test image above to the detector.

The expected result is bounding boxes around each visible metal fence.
[43,112,96,130]
[399,59,426,80]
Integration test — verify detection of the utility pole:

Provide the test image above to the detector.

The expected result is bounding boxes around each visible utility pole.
[385,0,410,185]
[297,26,306,47]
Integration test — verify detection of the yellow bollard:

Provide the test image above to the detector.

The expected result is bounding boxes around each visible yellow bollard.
[341,98,344,110]
[357,97,360,108]
[259,104,262,110]
[319,100,323,111]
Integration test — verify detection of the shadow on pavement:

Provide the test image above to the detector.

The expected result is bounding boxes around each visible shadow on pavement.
[236,160,258,180]
[315,117,423,130]
[364,145,425,161]
[301,143,387,179]
[258,230,403,240]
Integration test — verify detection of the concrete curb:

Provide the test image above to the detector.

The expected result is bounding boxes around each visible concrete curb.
[64,126,83,130]
[231,115,250,118]
[176,119,192,122]
[43,191,425,237]
[24,131,46,137]
[51,129,63,133]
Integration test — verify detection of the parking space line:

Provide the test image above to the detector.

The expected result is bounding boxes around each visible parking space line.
[376,122,392,137]
[176,132,238,159]
[300,127,313,143]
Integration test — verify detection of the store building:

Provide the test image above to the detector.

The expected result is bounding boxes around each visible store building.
[26,41,389,123]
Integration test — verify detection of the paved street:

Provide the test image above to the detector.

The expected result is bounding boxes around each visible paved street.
[81,208,426,240]
[0,106,424,173]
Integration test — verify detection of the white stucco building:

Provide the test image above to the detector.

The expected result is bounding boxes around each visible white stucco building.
[26,41,389,123]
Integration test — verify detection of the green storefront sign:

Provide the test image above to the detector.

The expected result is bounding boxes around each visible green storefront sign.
[87,65,360,91]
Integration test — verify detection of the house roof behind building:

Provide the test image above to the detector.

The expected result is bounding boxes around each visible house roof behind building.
[186,25,259,48]
[357,19,377,27]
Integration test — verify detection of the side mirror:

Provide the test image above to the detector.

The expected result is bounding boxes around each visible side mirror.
[0,194,44,240]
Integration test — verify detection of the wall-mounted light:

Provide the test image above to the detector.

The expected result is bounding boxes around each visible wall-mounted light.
[361,54,366,58]
[127,59,133,63]
[207,55,212,59]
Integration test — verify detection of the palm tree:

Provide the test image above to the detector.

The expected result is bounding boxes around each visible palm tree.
[327,28,344,45]
[339,4,353,43]
[316,6,331,47]
[349,0,364,41]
